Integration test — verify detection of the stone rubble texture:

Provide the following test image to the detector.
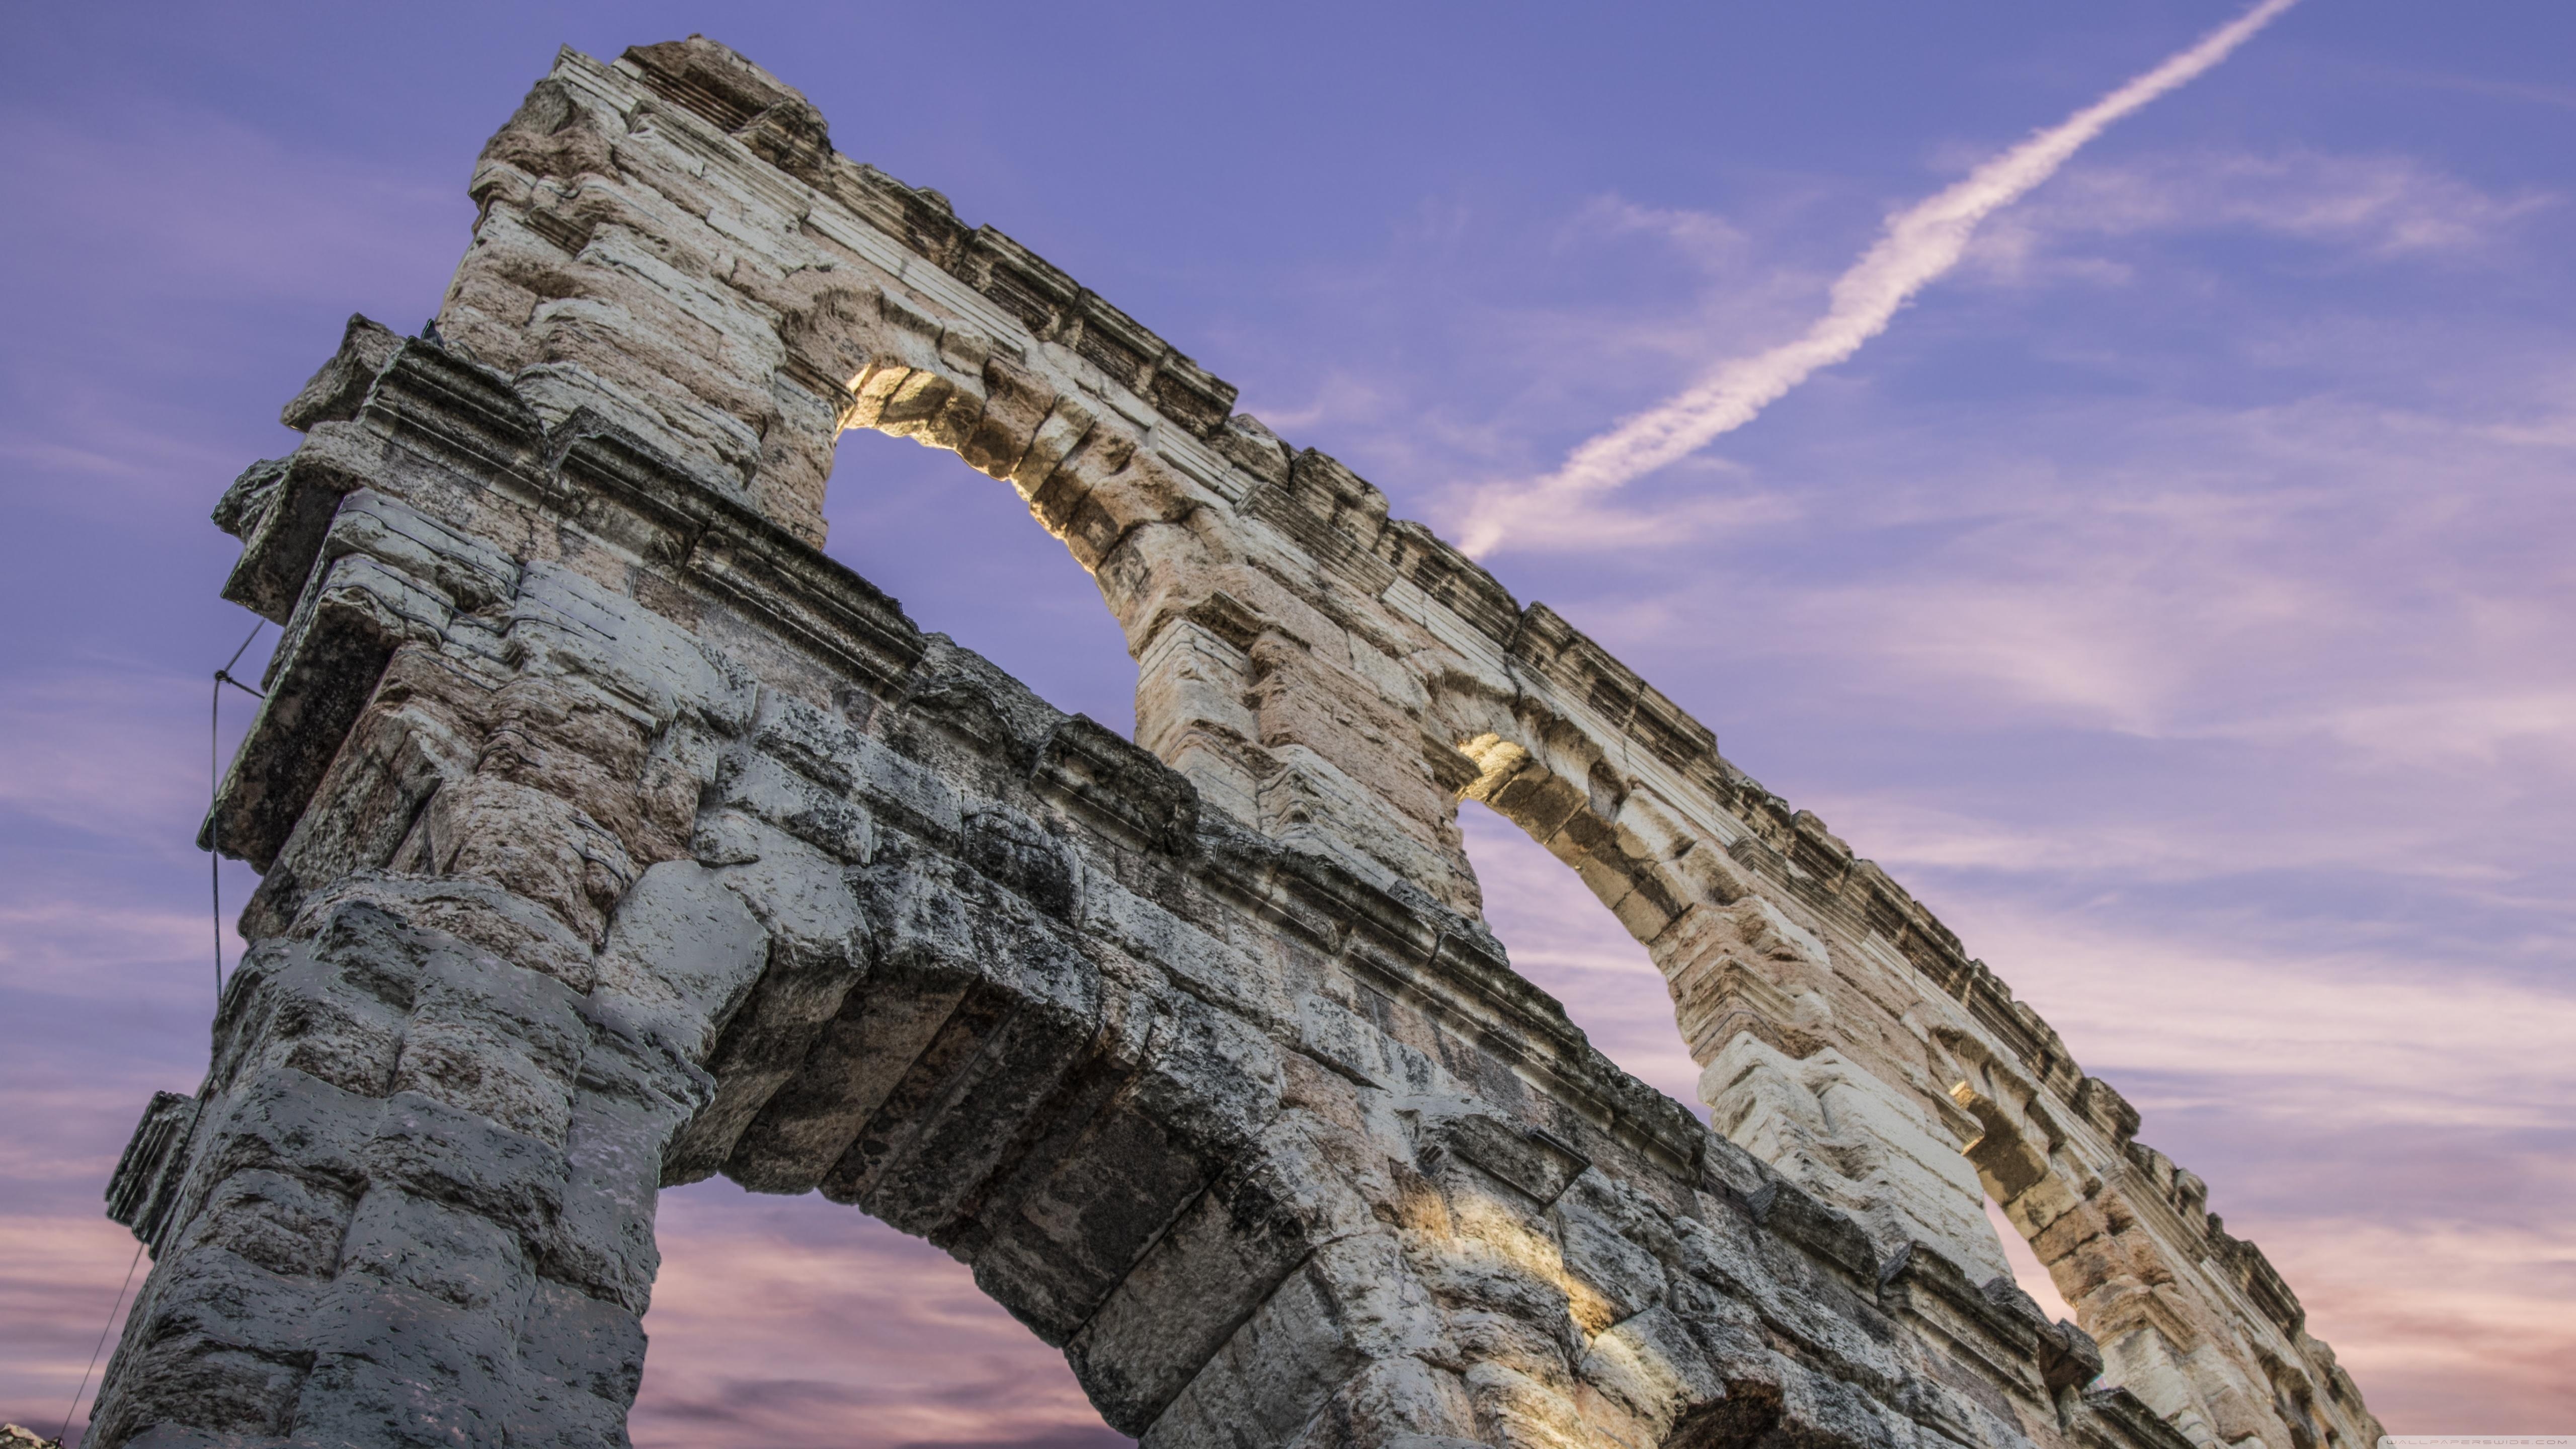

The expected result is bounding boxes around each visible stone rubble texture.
[89,36,2386,1449]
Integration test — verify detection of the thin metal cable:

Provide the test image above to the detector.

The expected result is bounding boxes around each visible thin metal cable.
[66,624,269,1441]
[62,622,272,1442]
[56,1239,144,1446]
[209,621,264,999]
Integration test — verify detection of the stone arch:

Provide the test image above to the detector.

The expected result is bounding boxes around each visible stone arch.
[1429,687,2019,1289]
[436,34,1521,917]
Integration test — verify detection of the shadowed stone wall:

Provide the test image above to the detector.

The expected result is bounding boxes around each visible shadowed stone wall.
[91,37,2381,1449]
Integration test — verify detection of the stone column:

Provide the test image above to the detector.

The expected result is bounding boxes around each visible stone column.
[90,365,782,1440]
[91,860,769,1447]
[1659,899,2013,1285]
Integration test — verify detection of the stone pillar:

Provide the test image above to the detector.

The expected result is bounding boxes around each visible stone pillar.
[1654,895,2012,1285]
[90,862,768,1446]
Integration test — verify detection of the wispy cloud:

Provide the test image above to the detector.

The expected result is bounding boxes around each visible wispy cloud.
[2381,68,2576,116]
[1934,903,2576,1133]
[1617,377,2576,745]
[2260,1219,2576,1429]
[1969,150,2556,285]
[0,666,268,855]
[1452,0,2304,556]
[0,102,460,306]
[1570,196,1754,271]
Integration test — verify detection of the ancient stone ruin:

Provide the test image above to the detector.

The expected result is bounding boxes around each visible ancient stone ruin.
[90,37,2384,1449]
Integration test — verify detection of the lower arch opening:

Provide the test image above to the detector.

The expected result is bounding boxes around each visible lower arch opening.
[632,1180,1127,1449]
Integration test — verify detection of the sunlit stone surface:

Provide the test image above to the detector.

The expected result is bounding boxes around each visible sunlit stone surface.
[88,37,2382,1449]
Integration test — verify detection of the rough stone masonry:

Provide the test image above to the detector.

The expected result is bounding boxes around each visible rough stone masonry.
[89,37,2385,1449]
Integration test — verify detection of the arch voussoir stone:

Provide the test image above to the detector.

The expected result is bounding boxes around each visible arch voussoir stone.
[92,32,2382,1449]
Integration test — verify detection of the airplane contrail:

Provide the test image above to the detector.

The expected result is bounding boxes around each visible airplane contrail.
[1457,0,2303,556]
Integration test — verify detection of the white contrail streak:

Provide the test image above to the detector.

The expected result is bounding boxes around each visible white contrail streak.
[1458,0,2302,556]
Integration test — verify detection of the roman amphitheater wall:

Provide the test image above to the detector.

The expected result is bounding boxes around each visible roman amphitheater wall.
[88,37,2381,1449]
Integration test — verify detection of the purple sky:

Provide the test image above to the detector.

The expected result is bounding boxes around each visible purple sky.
[4,3,2570,1442]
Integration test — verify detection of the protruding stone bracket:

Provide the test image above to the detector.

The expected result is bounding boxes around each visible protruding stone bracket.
[104,1091,199,1254]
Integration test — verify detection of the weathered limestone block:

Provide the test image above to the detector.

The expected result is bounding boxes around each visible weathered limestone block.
[1703,1035,2009,1286]
[90,903,612,1447]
